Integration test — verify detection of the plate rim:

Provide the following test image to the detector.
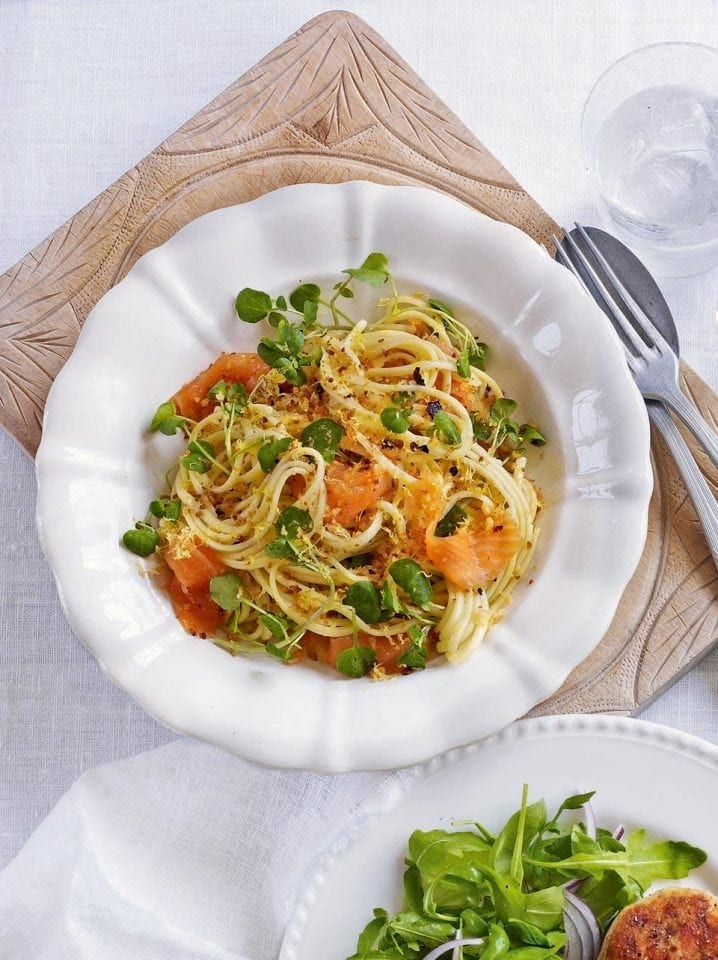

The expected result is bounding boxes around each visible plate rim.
[279,712,718,960]
[35,181,654,771]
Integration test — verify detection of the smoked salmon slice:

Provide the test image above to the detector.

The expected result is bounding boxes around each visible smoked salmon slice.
[165,541,226,593]
[425,519,523,591]
[172,352,270,421]
[325,462,393,527]
[301,631,411,675]
[167,575,223,637]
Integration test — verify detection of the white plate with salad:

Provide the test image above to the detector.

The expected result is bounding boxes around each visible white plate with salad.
[280,714,718,960]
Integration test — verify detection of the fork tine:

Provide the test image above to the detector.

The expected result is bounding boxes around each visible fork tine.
[574,223,672,354]
[559,231,652,360]
[551,234,593,297]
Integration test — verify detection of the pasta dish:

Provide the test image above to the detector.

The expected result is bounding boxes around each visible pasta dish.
[123,253,545,678]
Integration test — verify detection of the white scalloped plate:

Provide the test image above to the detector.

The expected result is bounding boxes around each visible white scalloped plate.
[36,182,652,771]
[280,714,718,960]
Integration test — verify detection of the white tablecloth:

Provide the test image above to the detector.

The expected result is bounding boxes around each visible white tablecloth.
[1,0,717,871]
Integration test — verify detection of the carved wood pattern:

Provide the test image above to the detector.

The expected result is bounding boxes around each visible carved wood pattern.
[1,11,715,714]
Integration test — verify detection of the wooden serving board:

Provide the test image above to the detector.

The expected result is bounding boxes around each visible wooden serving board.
[2,11,716,716]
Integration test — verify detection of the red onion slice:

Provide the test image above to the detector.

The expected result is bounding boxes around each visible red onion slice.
[613,823,625,842]
[564,889,602,960]
[584,800,597,841]
[422,938,486,960]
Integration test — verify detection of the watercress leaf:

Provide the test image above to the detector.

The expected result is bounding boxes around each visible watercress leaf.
[300,417,345,462]
[302,299,319,329]
[345,580,382,624]
[266,642,292,661]
[391,391,413,409]
[268,311,284,328]
[519,424,547,446]
[122,526,158,556]
[265,537,300,559]
[209,571,243,610]
[182,452,211,473]
[188,439,215,459]
[149,499,166,518]
[275,505,312,538]
[289,283,321,311]
[343,267,388,287]
[150,401,175,431]
[471,342,488,370]
[490,397,519,422]
[208,380,227,399]
[362,252,389,273]
[343,553,371,569]
[338,287,354,298]
[164,499,182,521]
[397,641,427,671]
[235,287,272,323]
[505,919,552,947]
[275,294,287,311]
[471,415,493,443]
[389,558,433,606]
[457,350,471,379]
[257,339,285,367]
[258,437,292,473]
[277,357,307,386]
[428,298,454,318]
[433,410,462,446]
[435,503,468,537]
[260,611,290,642]
[150,400,187,436]
[279,318,304,355]
[380,407,409,434]
[336,644,376,678]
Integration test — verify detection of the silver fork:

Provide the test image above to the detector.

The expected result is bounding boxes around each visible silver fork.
[552,237,718,570]
[555,225,718,471]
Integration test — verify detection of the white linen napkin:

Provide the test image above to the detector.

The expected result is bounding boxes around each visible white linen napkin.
[0,740,418,959]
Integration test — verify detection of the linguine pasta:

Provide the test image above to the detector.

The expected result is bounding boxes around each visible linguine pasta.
[128,258,544,679]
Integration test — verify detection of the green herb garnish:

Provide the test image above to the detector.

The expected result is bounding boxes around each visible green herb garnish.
[336,644,376,678]
[434,503,467,538]
[122,523,159,557]
[300,417,345,462]
[235,288,272,323]
[344,580,383,624]
[397,624,428,670]
[275,505,312,539]
[209,571,243,610]
[389,558,433,606]
[149,400,187,436]
[380,407,409,434]
[432,410,461,446]
[258,437,292,473]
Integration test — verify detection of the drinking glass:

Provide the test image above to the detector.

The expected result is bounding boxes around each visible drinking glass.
[582,42,718,277]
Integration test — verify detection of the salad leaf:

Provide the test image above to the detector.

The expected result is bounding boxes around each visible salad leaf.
[344,581,383,624]
[209,572,243,611]
[434,504,467,538]
[348,786,707,960]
